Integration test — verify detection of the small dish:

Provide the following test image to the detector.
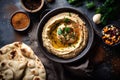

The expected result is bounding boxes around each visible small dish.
[10,11,30,31]
[20,0,44,13]
[102,24,120,46]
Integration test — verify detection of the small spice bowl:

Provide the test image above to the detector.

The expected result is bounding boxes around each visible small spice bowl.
[101,24,120,46]
[10,11,30,31]
[20,0,44,13]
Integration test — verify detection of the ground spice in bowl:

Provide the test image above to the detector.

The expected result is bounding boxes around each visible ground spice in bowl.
[20,0,44,13]
[11,11,30,31]
[22,0,41,10]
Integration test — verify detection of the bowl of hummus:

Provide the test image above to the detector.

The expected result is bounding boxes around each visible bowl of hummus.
[37,7,94,63]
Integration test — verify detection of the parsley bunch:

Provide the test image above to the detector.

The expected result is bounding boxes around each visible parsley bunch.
[96,0,120,25]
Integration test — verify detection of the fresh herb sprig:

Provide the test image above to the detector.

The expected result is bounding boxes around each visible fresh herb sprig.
[85,0,96,9]
[57,28,63,35]
[66,0,83,6]
[57,27,71,35]
[67,0,77,4]
[64,17,70,23]
[96,0,120,25]
[64,27,71,33]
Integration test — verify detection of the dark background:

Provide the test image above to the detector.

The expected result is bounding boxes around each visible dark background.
[0,0,120,80]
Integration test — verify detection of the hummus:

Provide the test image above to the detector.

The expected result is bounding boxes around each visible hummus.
[42,12,88,59]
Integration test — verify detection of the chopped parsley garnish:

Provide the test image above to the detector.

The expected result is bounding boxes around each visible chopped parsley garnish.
[64,27,71,33]
[55,23,60,26]
[70,32,76,39]
[64,17,70,23]
[69,12,72,17]
[57,28,63,35]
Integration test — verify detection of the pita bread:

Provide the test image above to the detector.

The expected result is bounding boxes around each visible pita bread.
[0,42,46,80]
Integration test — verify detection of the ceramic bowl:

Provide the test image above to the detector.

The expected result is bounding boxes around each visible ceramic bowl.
[20,0,44,13]
[101,24,120,46]
[10,11,30,31]
[37,7,94,63]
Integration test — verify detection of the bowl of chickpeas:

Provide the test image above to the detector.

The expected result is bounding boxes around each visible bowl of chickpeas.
[102,24,120,46]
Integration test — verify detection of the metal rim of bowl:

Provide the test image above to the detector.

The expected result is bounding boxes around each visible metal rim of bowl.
[37,7,94,63]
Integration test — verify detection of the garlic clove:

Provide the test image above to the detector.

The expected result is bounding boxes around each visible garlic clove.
[92,13,101,24]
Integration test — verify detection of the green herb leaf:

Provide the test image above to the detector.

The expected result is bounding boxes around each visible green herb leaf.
[57,28,63,35]
[66,0,82,6]
[64,18,70,23]
[86,1,95,9]
[95,0,120,25]
[70,32,75,39]
[69,12,72,17]
[64,27,71,33]
[67,0,76,4]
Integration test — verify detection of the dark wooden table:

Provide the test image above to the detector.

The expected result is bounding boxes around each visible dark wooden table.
[0,0,120,80]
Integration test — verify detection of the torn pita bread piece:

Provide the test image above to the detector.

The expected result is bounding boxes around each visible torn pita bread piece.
[0,42,46,80]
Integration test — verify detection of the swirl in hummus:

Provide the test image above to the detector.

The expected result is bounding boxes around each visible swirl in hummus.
[42,12,88,59]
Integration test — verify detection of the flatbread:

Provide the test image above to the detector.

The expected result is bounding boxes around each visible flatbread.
[0,42,46,80]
